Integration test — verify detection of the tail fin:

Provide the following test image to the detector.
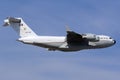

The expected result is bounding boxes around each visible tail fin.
[3,17,37,38]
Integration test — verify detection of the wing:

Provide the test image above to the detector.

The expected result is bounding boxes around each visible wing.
[66,27,87,44]
[66,30,85,44]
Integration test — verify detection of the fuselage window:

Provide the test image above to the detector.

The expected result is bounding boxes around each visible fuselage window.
[109,37,112,39]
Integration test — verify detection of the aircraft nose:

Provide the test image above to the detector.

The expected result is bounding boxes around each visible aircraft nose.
[113,40,116,44]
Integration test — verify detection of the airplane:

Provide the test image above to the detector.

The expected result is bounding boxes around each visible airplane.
[3,17,116,52]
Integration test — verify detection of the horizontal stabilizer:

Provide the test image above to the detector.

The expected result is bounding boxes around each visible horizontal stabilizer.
[3,17,21,26]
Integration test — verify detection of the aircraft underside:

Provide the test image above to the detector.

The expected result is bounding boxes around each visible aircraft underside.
[29,42,108,52]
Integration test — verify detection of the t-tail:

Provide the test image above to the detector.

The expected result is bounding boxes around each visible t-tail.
[3,17,38,38]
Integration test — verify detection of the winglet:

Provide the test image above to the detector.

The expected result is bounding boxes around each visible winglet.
[65,25,72,32]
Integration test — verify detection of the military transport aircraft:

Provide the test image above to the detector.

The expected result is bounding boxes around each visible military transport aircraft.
[3,17,116,52]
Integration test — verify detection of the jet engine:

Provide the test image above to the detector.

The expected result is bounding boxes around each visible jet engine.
[82,33,99,42]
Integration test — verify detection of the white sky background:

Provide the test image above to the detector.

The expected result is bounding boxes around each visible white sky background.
[0,0,120,80]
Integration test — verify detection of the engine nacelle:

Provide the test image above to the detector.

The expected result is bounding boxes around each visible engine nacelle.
[82,33,99,42]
